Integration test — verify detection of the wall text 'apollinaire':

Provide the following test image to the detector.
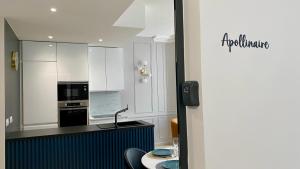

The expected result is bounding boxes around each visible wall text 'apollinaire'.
[221,33,270,52]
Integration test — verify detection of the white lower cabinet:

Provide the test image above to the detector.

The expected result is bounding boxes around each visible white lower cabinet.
[23,124,59,131]
[23,61,58,127]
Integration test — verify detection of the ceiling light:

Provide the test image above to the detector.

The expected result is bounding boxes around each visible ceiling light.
[48,44,53,47]
[98,38,103,42]
[50,8,57,12]
[48,36,53,39]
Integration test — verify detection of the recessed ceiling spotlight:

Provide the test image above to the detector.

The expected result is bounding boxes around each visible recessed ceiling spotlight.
[48,36,53,39]
[50,8,57,12]
[98,38,103,42]
[48,44,53,47]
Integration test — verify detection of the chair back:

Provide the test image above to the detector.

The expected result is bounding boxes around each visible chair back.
[171,118,178,138]
[124,148,147,169]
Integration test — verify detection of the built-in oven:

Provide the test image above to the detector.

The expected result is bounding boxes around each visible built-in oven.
[58,82,89,101]
[58,82,89,127]
[58,101,88,127]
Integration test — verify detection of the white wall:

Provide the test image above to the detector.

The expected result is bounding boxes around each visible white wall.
[121,38,177,145]
[0,17,5,169]
[121,37,177,117]
[185,0,300,169]
[183,0,205,169]
[4,20,20,132]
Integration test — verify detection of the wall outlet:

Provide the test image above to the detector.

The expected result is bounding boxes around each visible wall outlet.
[9,116,13,123]
[5,118,10,127]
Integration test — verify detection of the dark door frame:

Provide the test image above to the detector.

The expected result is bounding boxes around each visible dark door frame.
[174,0,189,169]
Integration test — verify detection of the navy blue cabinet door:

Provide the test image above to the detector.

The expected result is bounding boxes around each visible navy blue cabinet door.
[6,127,154,169]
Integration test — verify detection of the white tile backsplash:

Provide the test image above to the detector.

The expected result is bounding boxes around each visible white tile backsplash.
[90,91,122,117]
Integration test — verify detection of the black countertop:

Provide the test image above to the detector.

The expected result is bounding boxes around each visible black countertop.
[6,120,154,140]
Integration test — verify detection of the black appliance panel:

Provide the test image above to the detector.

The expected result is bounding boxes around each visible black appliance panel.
[58,83,88,101]
[59,108,87,127]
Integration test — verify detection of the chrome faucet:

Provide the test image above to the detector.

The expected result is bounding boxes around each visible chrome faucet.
[115,105,129,128]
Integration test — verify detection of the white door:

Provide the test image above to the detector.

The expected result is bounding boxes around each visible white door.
[22,41,56,62]
[23,61,58,125]
[88,47,106,91]
[106,48,124,91]
[57,43,88,82]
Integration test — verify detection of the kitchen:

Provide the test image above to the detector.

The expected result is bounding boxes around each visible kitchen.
[2,0,179,168]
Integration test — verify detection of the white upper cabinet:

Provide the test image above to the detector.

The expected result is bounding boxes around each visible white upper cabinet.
[22,41,56,61]
[23,61,58,125]
[88,47,124,91]
[57,43,88,82]
[88,47,106,91]
[106,48,124,91]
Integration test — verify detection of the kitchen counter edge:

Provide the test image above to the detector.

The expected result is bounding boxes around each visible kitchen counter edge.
[6,120,154,140]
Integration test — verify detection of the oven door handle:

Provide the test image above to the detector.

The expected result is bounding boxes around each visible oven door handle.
[59,107,88,111]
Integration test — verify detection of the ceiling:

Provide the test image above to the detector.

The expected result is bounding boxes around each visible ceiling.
[114,0,145,29]
[138,0,174,38]
[0,0,142,47]
[114,0,175,39]
[0,0,174,47]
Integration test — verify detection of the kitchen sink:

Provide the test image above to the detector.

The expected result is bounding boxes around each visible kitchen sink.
[97,121,145,129]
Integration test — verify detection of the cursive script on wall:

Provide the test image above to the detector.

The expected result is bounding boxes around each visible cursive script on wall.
[221,33,270,52]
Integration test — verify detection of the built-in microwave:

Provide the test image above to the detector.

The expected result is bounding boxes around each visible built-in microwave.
[58,82,89,101]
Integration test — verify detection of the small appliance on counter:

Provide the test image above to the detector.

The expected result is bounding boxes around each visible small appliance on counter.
[58,82,89,127]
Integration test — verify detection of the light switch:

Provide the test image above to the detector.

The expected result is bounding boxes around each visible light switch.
[5,118,9,127]
[9,116,13,123]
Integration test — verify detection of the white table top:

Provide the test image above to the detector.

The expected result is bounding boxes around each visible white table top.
[141,148,179,169]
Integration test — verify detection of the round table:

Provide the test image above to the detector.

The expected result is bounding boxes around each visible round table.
[141,148,179,169]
